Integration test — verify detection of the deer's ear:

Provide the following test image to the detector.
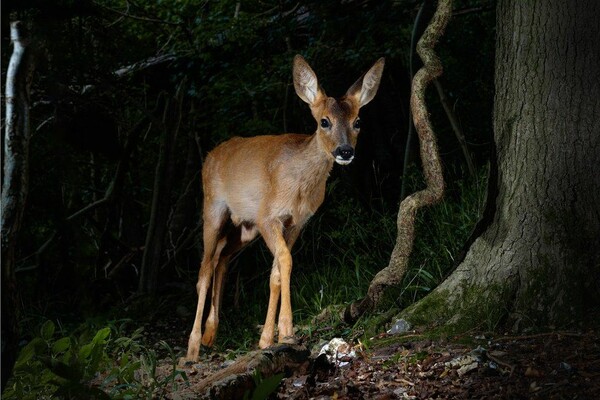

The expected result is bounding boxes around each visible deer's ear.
[346,58,385,107]
[293,55,325,106]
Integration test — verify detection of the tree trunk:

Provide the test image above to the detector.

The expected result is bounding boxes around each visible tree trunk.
[403,0,600,331]
[138,110,176,295]
[138,85,185,295]
[1,21,35,390]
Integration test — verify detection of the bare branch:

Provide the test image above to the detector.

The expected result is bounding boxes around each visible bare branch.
[94,1,181,26]
[114,53,178,78]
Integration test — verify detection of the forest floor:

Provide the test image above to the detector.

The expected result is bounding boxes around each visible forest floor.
[143,314,600,400]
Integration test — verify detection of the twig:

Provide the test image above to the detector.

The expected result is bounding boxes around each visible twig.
[433,78,475,177]
[493,331,583,342]
[66,197,110,221]
[486,352,515,375]
[160,225,202,271]
[107,248,143,279]
[94,1,181,25]
[453,5,494,17]
[397,378,415,386]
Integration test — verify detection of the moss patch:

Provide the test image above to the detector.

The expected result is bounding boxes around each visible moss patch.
[398,282,513,336]
[401,289,451,327]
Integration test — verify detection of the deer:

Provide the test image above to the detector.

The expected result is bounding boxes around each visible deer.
[184,55,384,362]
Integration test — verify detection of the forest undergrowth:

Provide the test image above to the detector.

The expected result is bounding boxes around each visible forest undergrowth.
[4,167,487,399]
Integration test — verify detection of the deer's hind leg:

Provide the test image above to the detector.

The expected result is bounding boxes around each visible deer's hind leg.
[201,222,257,347]
[185,202,229,362]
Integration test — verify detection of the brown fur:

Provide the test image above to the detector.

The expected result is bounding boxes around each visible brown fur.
[185,55,384,361]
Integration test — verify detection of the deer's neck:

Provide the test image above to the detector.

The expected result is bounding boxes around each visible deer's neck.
[298,132,334,180]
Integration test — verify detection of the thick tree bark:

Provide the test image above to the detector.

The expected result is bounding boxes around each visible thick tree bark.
[403,0,600,330]
[1,21,35,390]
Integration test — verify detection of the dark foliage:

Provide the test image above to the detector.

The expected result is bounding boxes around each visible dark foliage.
[1,0,495,374]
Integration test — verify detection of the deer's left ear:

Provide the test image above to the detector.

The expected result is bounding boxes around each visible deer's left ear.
[293,55,326,106]
[346,58,385,107]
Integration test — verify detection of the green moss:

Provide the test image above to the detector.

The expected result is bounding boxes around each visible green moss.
[399,282,512,336]
[452,283,510,333]
[401,289,451,327]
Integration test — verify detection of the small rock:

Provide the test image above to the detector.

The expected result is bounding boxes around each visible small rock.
[559,361,572,372]
[387,319,411,335]
[293,375,308,387]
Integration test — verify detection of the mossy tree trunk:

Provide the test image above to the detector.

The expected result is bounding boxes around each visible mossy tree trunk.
[404,0,600,331]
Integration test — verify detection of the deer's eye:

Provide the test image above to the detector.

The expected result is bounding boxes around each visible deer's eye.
[320,118,330,129]
[353,118,361,130]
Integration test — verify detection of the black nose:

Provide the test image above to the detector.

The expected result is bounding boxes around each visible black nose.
[334,145,354,160]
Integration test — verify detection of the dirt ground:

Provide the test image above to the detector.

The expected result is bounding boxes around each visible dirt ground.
[150,316,600,400]
[274,330,600,400]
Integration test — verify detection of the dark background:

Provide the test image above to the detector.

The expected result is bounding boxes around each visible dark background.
[1,0,495,337]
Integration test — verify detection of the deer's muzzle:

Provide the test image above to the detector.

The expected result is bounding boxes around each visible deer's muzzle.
[333,145,355,165]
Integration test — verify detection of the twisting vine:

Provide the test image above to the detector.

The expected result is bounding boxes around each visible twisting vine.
[344,0,452,322]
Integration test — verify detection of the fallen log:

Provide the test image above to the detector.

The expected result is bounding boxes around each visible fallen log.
[180,344,310,399]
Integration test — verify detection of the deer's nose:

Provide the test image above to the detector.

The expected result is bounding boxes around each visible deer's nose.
[333,145,355,165]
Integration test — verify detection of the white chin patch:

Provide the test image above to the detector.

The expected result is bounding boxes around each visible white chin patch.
[335,156,354,165]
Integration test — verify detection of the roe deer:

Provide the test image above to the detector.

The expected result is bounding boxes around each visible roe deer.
[185,55,384,362]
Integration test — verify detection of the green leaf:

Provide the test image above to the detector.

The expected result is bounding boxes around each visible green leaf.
[41,320,55,341]
[79,343,94,360]
[92,327,111,344]
[120,353,129,367]
[16,337,44,365]
[52,337,71,354]
[252,372,284,400]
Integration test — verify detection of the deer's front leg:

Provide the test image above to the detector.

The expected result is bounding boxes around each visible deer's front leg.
[277,245,294,342]
[278,225,301,342]
[258,220,294,348]
[259,260,281,349]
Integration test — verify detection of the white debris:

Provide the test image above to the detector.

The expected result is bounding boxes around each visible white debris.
[445,354,480,376]
[318,338,357,367]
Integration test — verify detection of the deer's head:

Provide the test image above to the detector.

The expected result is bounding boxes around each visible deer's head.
[293,55,385,165]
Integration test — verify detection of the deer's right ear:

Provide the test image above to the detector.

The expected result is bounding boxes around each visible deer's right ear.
[346,58,385,108]
[293,55,324,106]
